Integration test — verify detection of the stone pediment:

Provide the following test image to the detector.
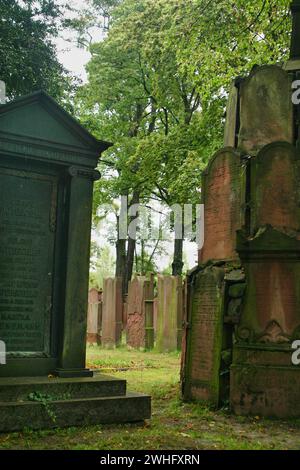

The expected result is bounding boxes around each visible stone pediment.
[0,91,112,166]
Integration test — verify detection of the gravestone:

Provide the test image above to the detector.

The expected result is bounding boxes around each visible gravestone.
[224,81,239,148]
[0,91,150,431]
[182,264,245,406]
[87,288,101,344]
[182,266,225,405]
[101,277,123,348]
[231,228,300,418]
[250,142,300,235]
[153,297,158,335]
[238,65,293,154]
[126,276,154,350]
[199,148,244,263]
[156,275,183,352]
[182,3,300,419]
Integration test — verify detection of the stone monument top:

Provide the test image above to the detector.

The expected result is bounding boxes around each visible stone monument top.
[0,90,112,379]
[0,90,151,431]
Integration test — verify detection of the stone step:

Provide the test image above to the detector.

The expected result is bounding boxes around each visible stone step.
[0,375,127,402]
[0,392,151,432]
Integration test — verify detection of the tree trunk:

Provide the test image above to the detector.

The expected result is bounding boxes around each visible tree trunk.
[172,237,184,276]
[124,190,140,294]
[115,218,126,278]
[115,196,127,284]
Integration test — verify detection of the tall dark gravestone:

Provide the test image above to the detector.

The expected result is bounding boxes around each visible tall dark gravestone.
[0,91,150,431]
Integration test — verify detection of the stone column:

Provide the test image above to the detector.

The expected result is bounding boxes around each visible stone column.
[55,166,100,378]
[290,0,300,60]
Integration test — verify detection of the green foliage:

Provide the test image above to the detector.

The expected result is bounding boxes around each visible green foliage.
[76,0,291,211]
[90,245,115,289]
[27,391,71,423]
[73,0,292,274]
[0,0,73,100]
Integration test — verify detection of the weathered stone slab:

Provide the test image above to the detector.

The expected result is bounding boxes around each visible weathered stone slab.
[250,142,300,235]
[232,227,300,417]
[183,266,225,405]
[126,276,154,350]
[236,227,300,345]
[0,169,56,355]
[200,148,244,263]
[87,288,101,344]
[238,65,293,154]
[101,278,123,348]
[231,365,300,418]
[153,297,158,335]
[0,375,126,402]
[156,276,183,352]
[0,391,151,432]
[224,81,239,147]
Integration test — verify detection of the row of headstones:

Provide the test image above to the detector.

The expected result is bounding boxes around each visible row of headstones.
[87,275,183,352]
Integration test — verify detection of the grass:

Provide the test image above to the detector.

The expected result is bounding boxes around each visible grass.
[1,346,300,450]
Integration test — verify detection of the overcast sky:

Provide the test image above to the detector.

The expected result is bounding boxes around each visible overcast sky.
[55,0,94,82]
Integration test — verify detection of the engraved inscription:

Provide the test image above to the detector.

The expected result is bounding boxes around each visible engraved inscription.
[0,171,56,354]
[188,268,223,401]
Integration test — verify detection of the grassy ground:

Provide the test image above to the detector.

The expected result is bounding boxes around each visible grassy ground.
[1,346,300,450]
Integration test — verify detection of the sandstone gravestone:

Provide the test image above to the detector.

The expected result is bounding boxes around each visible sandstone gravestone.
[182,266,225,405]
[101,277,123,348]
[238,65,293,154]
[0,91,150,431]
[87,288,101,344]
[232,228,300,418]
[182,4,300,419]
[156,275,183,352]
[153,297,158,335]
[126,276,154,350]
[199,148,244,263]
[224,81,239,148]
[250,142,300,235]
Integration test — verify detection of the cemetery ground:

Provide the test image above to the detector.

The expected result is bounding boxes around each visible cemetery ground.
[0,347,300,450]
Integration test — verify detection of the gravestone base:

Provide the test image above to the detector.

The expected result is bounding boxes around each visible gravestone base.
[231,347,300,418]
[54,368,94,379]
[0,375,151,432]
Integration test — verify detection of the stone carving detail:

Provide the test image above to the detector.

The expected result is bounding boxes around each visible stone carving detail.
[236,326,252,342]
[256,320,290,344]
[236,321,291,344]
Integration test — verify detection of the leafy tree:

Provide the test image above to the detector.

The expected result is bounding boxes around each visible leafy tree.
[0,0,71,99]
[75,0,292,287]
[75,2,162,292]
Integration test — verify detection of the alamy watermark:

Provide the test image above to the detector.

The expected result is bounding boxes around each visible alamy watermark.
[0,341,6,365]
[291,340,300,365]
[292,80,300,105]
[0,80,6,104]
[98,197,205,249]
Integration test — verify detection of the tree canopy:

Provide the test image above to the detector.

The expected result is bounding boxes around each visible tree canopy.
[73,0,291,279]
[2,0,291,280]
[0,0,71,99]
